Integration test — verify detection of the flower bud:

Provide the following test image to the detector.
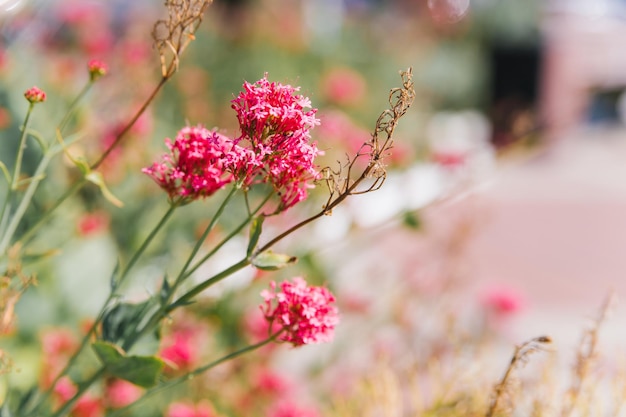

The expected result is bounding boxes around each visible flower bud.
[24,86,46,104]
[88,59,108,81]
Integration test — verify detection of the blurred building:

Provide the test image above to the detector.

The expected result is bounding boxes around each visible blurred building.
[541,0,626,139]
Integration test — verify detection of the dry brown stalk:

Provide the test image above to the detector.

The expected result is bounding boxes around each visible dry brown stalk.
[153,0,213,78]
[560,293,616,417]
[485,335,552,417]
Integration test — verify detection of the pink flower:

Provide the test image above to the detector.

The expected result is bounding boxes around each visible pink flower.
[432,151,467,168]
[24,86,46,103]
[260,277,339,347]
[320,67,366,106]
[87,59,108,81]
[159,331,198,371]
[72,394,104,417]
[167,401,216,417]
[53,377,77,402]
[480,285,525,316]
[231,75,322,211]
[268,401,320,417]
[77,212,109,236]
[143,126,244,203]
[104,379,142,409]
[253,368,292,396]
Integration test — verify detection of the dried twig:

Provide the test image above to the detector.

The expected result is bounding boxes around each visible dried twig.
[561,293,616,417]
[486,336,552,417]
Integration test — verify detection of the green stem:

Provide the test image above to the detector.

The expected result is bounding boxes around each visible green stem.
[181,190,273,280]
[58,82,93,132]
[90,76,167,170]
[17,179,86,247]
[117,202,180,285]
[174,186,237,285]
[0,103,34,240]
[0,151,52,254]
[107,333,281,417]
[168,257,251,313]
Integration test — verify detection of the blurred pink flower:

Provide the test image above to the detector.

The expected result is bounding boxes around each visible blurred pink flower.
[72,394,104,417]
[480,285,525,316]
[260,277,339,347]
[77,212,109,236]
[51,377,103,417]
[87,59,108,81]
[53,376,77,402]
[432,151,467,168]
[167,401,216,417]
[231,75,322,211]
[253,368,292,396]
[56,1,108,25]
[320,67,366,106]
[24,86,46,104]
[268,401,320,417]
[160,331,198,371]
[104,379,142,409]
[143,126,245,203]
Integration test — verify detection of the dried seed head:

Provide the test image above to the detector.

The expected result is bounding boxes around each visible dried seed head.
[152,0,212,78]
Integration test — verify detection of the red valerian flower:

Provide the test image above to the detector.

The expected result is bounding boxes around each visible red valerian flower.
[231,75,322,211]
[260,277,339,347]
[143,126,246,204]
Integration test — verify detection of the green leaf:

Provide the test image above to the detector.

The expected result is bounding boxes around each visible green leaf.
[160,276,171,306]
[0,162,10,184]
[92,341,165,388]
[247,215,265,256]
[402,211,421,230]
[251,251,297,271]
[86,171,124,207]
[102,300,153,344]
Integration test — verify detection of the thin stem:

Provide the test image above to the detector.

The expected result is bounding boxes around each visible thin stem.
[0,103,34,239]
[0,152,53,254]
[168,257,250,313]
[90,76,168,170]
[107,333,281,417]
[17,179,86,247]
[174,186,237,285]
[117,202,180,284]
[58,82,93,132]
[181,190,272,280]
[255,165,373,255]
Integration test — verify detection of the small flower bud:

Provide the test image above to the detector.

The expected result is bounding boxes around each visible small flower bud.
[88,59,108,81]
[24,86,46,104]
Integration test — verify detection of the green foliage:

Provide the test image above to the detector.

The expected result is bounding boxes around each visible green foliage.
[92,341,164,388]
[251,251,297,271]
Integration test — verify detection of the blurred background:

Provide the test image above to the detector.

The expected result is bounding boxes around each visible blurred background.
[1,0,626,414]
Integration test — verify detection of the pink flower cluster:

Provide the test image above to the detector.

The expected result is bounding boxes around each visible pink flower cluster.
[143,127,241,203]
[260,277,339,347]
[231,75,321,210]
[144,75,321,211]
[24,86,46,103]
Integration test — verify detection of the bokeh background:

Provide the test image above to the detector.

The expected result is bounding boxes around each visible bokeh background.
[2,0,626,415]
